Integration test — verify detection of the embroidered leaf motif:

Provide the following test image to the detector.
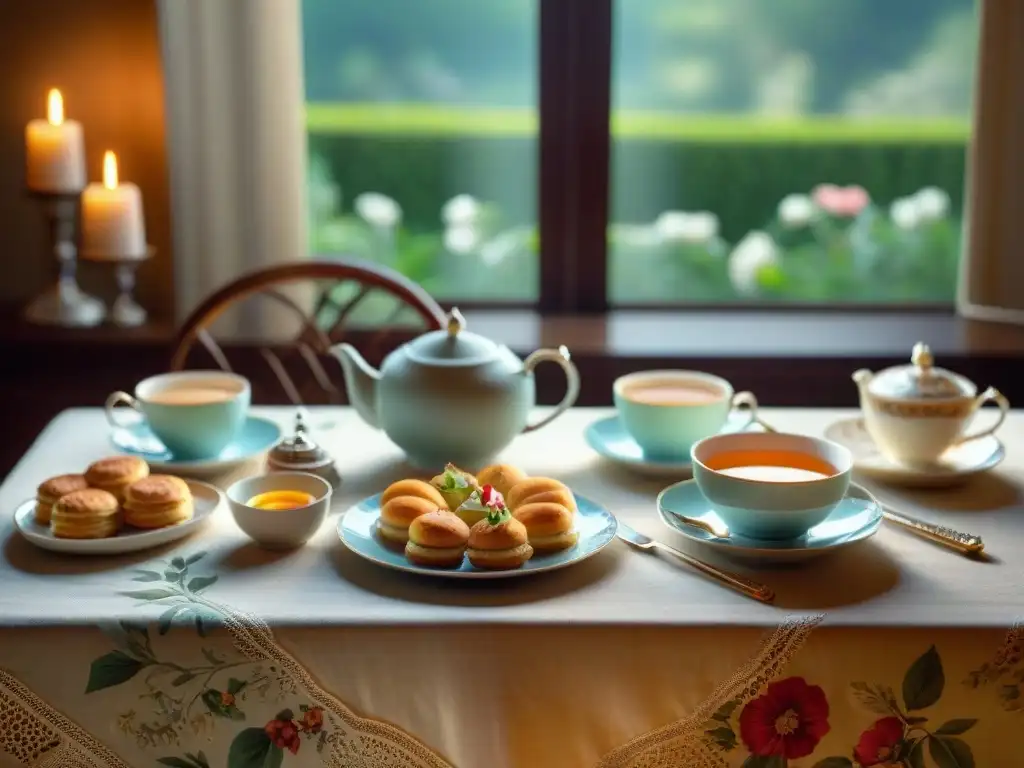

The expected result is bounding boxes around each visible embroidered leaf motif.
[131,570,163,582]
[812,759,853,768]
[171,556,186,570]
[172,672,196,687]
[935,719,977,735]
[158,605,188,635]
[201,647,223,665]
[228,678,248,694]
[711,699,739,722]
[704,726,736,750]
[276,708,294,722]
[907,739,926,768]
[185,551,207,566]
[850,681,899,716]
[903,645,945,711]
[119,588,180,601]
[928,735,975,768]
[164,569,182,584]
[190,751,210,768]
[228,727,283,768]
[85,651,145,693]
[741,756,786,768]
[187,575,219,594]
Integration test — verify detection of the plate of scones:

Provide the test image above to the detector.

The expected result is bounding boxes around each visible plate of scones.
[14,455,221,555]
[337,462,618,578]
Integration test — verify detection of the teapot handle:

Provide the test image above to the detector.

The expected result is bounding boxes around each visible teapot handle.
[954,387,1010,446]
[522,346,580,433]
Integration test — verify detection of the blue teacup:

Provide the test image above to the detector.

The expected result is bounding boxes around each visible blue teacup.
[613,370,759,459]
[691,432,853,540]
[105,371,251,460]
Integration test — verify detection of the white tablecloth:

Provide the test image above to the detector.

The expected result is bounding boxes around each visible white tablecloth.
[1,407,1022,768]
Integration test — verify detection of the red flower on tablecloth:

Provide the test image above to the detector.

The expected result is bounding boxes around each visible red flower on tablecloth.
[738,676,830,758]
[264,718,301,754]
[301,706,324,733]
[853,717,905,766]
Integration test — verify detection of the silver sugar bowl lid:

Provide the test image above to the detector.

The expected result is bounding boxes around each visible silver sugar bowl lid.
[267,412,339,484]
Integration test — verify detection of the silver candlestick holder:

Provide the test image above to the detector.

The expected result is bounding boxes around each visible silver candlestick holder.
[23,190,105,327]
[79,246,155,327]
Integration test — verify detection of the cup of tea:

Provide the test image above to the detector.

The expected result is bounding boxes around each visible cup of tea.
[613,370,759,459]
[105,371,251,459]
[691,432,853,540]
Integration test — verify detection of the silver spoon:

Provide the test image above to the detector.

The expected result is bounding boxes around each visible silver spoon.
[616,520,774,603]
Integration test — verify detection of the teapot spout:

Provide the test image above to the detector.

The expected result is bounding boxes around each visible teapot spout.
[852,368,874,392]
[330,343,381,429]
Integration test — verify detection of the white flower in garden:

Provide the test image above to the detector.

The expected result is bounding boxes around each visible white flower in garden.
[480,228,526,267]
[890,197,921,230]
[443,225,479,255]
[354,192,401,229]
[614,224,662,248]
[727,231,779,295]
[913,186,950,223]
[654,210,719,245]
[777,194,817,228]
[441,194,481,227]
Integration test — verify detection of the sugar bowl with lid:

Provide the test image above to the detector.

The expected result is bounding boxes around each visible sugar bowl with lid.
[852,342,1009,466]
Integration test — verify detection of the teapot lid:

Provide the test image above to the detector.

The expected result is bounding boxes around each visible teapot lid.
[868,342,972,400]
[267,411,333,470]
[405,308,500,366]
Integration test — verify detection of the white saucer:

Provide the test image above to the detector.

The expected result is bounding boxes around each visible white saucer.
[585,411,762,478]
[110,416,282,478]
[824,418,1005,488]
[657,479,883,564]
[14,479,221,555]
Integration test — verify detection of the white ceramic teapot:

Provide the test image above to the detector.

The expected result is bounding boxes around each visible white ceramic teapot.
[852,342,1009,466]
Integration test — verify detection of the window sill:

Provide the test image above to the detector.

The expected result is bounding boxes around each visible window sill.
[462,308,1024,358]
[2,306,1022,409]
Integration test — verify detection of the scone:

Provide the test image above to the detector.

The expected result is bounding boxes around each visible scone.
[85,456,150,502]
[380,479,447,510]
[506,477,575,513]
[476,464,527,498]
[430,463,478,511]
[467,508,533,570]
[124,475,194,529]
[405,510,470,567]
[35,473,89,524]
[51,489,121,539]
[513,501,578,552]
[377,496,440,544]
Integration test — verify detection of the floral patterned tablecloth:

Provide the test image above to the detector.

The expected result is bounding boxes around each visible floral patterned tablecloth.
[1,407,1022,768]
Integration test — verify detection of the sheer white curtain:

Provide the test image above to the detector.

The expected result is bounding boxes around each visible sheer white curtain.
[957,0,1024,325]
[157,0,307,332]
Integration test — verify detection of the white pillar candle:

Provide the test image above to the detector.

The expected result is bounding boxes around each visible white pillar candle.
[81,151,147,258]
[25,89,86,192]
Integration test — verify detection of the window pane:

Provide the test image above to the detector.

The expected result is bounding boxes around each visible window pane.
[302,0,538,301]
[610,0,977,304]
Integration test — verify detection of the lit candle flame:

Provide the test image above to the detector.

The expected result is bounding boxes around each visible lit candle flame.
[47,89,64,126]
[102,151,119,190]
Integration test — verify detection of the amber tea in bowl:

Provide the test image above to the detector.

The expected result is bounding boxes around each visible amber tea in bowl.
[227,472,331,549]
[691,432,852,540]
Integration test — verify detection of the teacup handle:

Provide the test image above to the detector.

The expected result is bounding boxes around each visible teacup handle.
[105,391,144,429]
[522,346,580,433]
[729,391,776,433]
[954,387,1009,445]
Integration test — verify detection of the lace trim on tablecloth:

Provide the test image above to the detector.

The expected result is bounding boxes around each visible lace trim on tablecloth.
[596,614,824,768]
[0,668,132,768]
[194,593,455,768]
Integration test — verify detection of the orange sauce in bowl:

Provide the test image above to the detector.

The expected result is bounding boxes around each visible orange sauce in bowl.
[246,490,316,510]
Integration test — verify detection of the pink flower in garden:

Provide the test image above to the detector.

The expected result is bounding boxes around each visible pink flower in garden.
[812,184,870,217]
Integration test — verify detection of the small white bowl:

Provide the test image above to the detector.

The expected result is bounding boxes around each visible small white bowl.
[226,472,331,549]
